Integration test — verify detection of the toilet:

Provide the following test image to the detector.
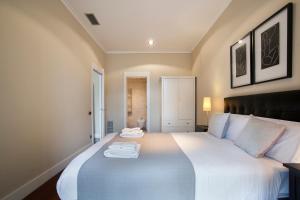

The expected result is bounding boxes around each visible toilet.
[137,117,145,130]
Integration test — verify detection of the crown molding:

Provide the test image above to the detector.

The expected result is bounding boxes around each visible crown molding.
[106,51,192,54]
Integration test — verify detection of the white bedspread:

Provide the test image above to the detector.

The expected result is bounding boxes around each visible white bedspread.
[172,132,288,200]
[57,132,288,200]
[57,133,117,200]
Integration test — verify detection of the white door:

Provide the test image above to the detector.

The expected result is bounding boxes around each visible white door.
[162,78,178,121]
[178,78,195,120]
[98,72,105,139]
[92,70,105,142]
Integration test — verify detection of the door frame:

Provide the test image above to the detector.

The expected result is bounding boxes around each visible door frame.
[91,64,105,143]
[123,72,150,132]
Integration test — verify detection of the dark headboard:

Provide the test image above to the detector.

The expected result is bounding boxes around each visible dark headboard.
[224,90,300,122]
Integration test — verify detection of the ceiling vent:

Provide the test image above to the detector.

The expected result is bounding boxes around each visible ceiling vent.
[85,13,100,25]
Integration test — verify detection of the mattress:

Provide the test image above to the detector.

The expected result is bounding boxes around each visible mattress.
[57,132,288,200]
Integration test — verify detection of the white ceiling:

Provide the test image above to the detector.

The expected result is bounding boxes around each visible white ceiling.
[62,0,231,53]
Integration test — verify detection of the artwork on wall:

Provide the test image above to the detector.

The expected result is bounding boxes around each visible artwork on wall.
[253,3,293,84]
[230,33,252,88]
[230,3,293,89]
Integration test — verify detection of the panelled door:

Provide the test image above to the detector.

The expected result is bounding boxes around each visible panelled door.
[162,78,178,121]
[178,78,195,120]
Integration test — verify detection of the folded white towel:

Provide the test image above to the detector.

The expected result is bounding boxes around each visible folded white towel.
[122,127,141,132]
[120,131,144,138]
[122,129,143,134]
[121,128,144,138]
[108,142,137,151]
[104,144,141,158]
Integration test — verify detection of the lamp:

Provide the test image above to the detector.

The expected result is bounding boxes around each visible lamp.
[203,97,211,125]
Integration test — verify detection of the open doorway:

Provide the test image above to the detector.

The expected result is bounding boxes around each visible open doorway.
[127,78,147,130]
[124,72,150,132]
[92,68,104,143]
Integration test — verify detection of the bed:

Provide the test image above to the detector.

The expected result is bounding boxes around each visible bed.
[57,90,300,200]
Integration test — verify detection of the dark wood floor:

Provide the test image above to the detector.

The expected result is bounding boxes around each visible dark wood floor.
[24,173,61,200]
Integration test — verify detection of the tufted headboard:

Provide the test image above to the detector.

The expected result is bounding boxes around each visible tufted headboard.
[224,90,300,122]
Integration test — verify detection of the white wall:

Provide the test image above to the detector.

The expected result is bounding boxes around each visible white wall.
[192,0,300,124]
[105,53,192,132]
[0,0,105,198]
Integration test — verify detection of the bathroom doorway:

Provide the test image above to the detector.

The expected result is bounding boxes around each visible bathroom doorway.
[124,72,150,132]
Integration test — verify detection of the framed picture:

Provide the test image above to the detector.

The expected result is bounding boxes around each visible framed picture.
[253,3,293,84]
[230,33,252,88]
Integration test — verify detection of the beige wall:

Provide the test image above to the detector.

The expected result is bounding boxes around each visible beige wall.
[105,53,192,132]
[0,0,105,198]
[127,78,147,128]
[3,0,299,198]
[192,0,300,124]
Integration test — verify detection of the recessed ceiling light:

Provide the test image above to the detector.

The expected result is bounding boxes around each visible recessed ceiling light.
[148,39,154,47]
[238,40,243,44]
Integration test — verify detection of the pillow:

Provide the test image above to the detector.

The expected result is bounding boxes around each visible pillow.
[208,113,230,138]
[225,114,250,141]
[234,117,286,158]
[255,116,300,163]
[293,146,300,163]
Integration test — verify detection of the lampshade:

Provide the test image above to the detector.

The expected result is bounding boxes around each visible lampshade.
[203,97,211,112]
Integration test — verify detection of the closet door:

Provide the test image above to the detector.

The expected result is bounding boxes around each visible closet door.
[178,78,195,121]
[162,78,178,122]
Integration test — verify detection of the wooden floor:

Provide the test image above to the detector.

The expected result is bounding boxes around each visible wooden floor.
[24,173,61,200]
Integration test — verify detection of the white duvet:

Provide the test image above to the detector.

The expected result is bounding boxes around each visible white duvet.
[172,133,288,200]
[57,132,288,200]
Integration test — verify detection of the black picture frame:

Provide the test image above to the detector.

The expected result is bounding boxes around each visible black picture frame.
[230,32,253,88]
[252,3,293,84]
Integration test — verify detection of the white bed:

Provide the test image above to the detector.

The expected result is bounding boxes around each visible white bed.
[57,132,288,200]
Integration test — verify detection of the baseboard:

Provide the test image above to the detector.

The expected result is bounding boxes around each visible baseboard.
[1,143,92,200]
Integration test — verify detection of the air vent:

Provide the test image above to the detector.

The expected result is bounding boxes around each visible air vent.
[85,13,100,25]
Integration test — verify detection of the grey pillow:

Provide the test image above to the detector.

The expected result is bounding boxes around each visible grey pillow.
[234,117,286,157]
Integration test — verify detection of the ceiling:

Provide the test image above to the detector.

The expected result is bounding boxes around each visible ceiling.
[62,0,231,53]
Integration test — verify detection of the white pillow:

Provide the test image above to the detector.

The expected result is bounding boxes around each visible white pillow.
[225,114,250,141]
[256,116,300,163]
[208,113,230,138]
[293,146,300,163]
[234,117,286,158]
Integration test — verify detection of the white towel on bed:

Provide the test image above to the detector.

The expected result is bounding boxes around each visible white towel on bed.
[120,128,144,138]
[108,142,138,151]
[122,127,141,132]
[104,144,141,158]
